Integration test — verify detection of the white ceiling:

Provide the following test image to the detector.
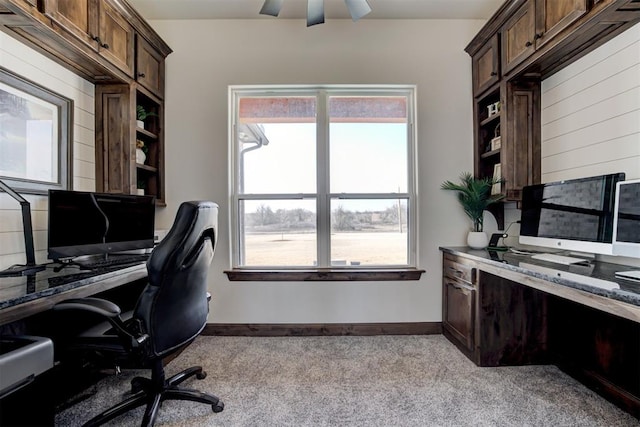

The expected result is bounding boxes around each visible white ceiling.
[127,0,504,21]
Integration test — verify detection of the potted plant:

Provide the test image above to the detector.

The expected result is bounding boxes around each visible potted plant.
[441,172,504,249]
[136,105,157,129]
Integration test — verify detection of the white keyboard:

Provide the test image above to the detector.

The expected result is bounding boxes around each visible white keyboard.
[520,263,620,291]
[615,270,640,282]
[531,253,588,265]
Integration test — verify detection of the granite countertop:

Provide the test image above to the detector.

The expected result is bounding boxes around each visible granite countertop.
[440,247,640,308]
[0,263,147,311]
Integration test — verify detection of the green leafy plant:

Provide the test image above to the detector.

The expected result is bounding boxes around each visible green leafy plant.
[441,172,505,232]
[136,105,158,121]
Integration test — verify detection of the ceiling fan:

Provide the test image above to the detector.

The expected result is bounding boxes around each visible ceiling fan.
[259,0,372,27]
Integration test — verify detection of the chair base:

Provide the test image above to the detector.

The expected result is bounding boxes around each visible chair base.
[83,361,223,427]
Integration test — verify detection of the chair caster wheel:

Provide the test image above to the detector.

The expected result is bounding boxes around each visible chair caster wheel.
[196,371,207,380]
[212,401,224,413]
[130,377,145,394]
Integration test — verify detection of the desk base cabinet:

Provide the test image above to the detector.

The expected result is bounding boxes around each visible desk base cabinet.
[441,251,640,418]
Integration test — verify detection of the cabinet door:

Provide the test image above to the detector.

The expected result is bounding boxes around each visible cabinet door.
[42,0,98,49]
[443,278,475,352]
[136,36,165,98]
[503,80,540,201]
[95,85,136,195]
[98,0,134,76]
[472,34,500,96]
[501,0,535,75]
[535,0,588,48]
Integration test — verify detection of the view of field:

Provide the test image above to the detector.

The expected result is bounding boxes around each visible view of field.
[243,230,407,266]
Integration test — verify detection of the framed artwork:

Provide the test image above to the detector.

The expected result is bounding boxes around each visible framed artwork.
[0,67,73,194]
[491,163,502,195]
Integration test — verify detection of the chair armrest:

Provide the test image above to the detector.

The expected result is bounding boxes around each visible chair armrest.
[54,297,121,317]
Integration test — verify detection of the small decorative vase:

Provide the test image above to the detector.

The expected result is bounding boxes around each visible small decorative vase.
[467,231,488,249]
[136,119,144,129]
[136,148,146,164]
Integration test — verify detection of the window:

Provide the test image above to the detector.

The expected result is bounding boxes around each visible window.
[0,68,72,194]
[230,86,416,270]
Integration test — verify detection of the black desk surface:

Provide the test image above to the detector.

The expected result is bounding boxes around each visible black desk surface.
[440,247,640,308]
[0,262,148,326]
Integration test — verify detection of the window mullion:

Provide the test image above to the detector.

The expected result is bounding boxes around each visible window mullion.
[316,90,330,267]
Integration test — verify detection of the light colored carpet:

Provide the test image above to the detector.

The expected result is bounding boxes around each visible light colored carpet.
[56,335,639,426]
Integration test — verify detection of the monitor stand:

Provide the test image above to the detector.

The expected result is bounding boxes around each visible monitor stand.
[531,252,591,266]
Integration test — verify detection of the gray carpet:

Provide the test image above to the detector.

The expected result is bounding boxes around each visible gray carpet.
[56,335,639,426]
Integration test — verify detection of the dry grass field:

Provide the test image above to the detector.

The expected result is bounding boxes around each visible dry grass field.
[244,231,407,266]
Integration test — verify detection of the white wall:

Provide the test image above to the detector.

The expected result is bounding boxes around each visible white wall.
[0,32,95,270]
[149,19,484,324]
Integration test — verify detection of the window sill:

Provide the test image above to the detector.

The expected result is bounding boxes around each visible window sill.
[224,268,425,282]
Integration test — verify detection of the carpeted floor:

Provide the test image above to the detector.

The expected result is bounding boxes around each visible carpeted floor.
[56,334,639,426]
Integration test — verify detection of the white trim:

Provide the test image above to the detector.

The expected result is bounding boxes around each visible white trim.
[229,85,418,269]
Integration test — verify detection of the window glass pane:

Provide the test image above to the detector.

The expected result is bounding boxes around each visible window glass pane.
[329,96,408,193]
[240,199,317,266]
[0,82,58,183]
[238,97,316,194]
[331,198,408,266]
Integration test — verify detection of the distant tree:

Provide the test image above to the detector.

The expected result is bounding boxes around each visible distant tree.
[255,204,276,225]
[333,205,357,231]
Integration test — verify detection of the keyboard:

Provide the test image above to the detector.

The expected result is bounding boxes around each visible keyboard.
[531,253,589,265]
[76,253,150,270]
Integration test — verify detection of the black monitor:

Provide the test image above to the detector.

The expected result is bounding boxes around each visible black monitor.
[48,190,156,261]
[519,173,625,256]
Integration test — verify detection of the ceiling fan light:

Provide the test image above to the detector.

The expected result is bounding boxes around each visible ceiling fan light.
[307,0,325,27]
[260,0,284,17]
[345,0,372,22]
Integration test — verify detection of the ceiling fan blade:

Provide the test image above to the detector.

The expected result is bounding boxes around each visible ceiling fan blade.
[344,0,372,21]
[259,0,284,17]
[307,0,325,27]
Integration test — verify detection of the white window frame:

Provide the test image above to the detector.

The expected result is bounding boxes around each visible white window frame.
[229,85,418,270]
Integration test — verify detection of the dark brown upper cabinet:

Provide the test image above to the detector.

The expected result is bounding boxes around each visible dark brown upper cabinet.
[472,34,500,96]
[502,0,589,75]
[136,35,165,99]
[42,0,134,76]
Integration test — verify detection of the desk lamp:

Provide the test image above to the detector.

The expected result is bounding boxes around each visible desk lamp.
[0,179,46,276]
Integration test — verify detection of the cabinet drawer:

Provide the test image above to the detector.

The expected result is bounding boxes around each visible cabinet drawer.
[443,255,475,285]
[443,277,475,352]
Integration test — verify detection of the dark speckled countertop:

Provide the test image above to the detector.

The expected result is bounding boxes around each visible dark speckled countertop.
[440,247,640,308]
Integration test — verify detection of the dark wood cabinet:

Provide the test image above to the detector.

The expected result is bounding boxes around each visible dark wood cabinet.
[442,254,477,356]
[501,0,536,74]
[42,0,134,76]
[468,0,640,205]
[472,34,500,96]
[136,35,165,99]
[0,0,172,204]
[535,0,588,48]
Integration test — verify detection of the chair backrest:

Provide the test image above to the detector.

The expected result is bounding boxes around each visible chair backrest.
[133,201,218,358]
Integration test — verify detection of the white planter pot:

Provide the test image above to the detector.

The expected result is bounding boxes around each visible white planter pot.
[136,120,144,129]
[467,231,488,249]
[136,148,146,164]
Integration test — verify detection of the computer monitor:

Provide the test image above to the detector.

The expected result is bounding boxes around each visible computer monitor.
[48,190,156,261]
[519,173,625,256]
[612,179,640,258]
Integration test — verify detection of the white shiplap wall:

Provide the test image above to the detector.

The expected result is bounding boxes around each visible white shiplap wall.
[541,23,640,182]
[0,32,95,270]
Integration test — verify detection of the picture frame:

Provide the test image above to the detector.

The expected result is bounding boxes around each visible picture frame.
[0,68,73,194]
[491,163,502,195]
[491,136,502,151]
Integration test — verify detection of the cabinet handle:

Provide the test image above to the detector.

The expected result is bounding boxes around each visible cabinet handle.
[490,71,497,76]
[138,72,146,78]
[525,41,532,47]
[534,32,543,40]
[91,35,109,49]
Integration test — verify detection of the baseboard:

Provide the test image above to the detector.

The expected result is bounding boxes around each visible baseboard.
[202,322,442,336]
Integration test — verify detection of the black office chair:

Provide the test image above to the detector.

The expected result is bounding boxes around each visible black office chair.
[54,201,224,426]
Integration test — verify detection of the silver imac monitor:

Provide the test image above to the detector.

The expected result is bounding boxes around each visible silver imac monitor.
[519,173,625,256]
[612,179,640,259]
